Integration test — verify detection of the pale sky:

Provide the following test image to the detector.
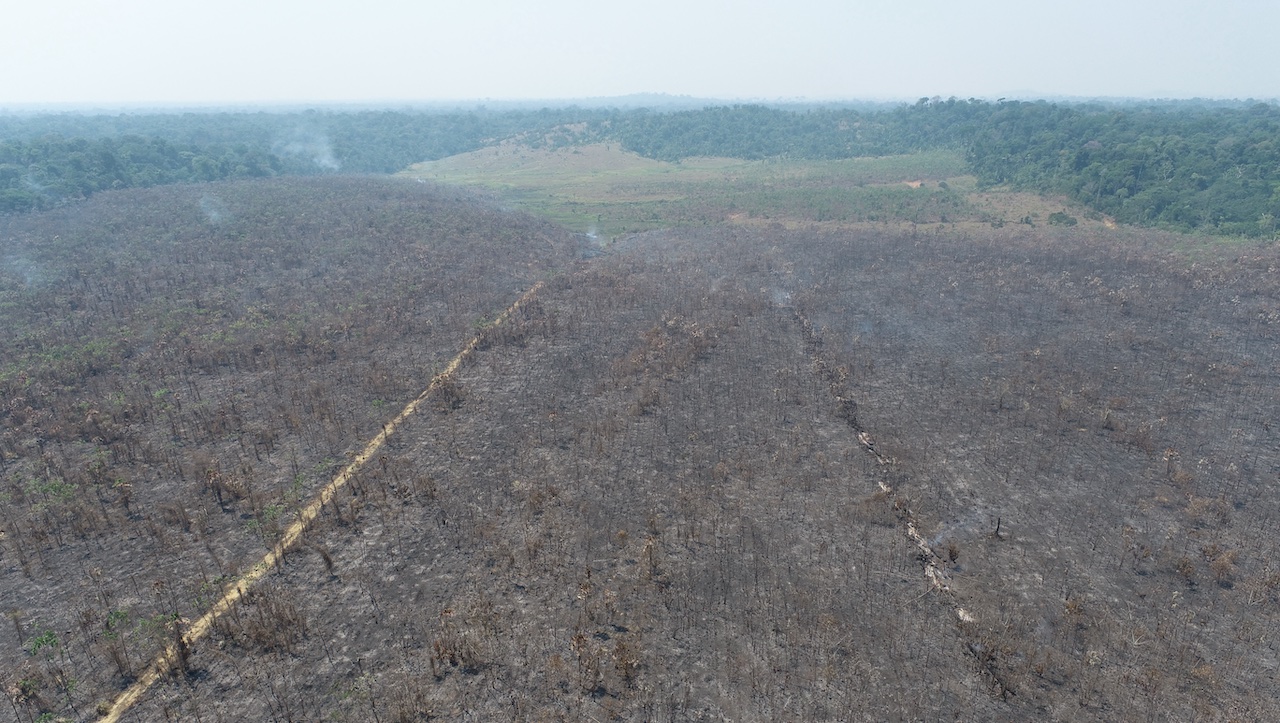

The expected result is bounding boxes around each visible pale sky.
[3,0,1277,106]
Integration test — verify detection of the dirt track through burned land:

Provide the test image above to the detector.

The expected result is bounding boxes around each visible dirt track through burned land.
[97,282,546,723]
[109,245,994,718]
[99,240,996,719]
[80,218,1280,720]
[795,303,973,612]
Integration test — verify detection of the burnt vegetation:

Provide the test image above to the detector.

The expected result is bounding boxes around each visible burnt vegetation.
[1,168,1279,721]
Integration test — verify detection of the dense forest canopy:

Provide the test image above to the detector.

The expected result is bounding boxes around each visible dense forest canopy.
[965,100,1280,236]
[0,109,604,212]
[3,99,1278,236]
[605,99,1280,236]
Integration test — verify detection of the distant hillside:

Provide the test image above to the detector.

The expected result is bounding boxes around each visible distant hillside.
[605,100,1280,236]
[4,99,1280,236]
[0,108,610,212]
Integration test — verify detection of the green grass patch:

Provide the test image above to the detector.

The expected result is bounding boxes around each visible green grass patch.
[401,144,976,236]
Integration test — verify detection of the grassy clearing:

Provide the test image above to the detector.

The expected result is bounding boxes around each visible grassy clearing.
[401,143,983,236]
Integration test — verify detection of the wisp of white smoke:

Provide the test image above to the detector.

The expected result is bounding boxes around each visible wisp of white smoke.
[199,195,229,225]
[273,129,340,170]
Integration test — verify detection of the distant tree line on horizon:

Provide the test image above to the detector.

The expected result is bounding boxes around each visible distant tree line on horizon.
[2,99,1278,236]
[607,99,1280,237]
[0,109,592,213]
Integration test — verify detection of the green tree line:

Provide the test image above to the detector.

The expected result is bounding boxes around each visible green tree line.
[0,135,282,212]
[4,100,1278,236]
[0,108,604,213]
[965,100,1280,236]
[605,98,1280,236]
[602,100,986,160]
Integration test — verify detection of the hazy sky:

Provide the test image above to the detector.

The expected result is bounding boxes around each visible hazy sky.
[3,0,1277,106]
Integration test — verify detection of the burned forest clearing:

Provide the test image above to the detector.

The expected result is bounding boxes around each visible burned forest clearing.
[2,168,1280,722]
